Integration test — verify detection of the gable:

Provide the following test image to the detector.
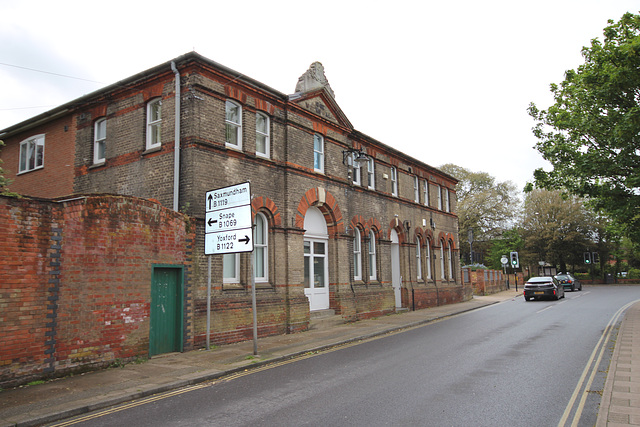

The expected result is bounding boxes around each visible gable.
[297,95,338,124]
[290,90,353,130]
[289,62,353,130]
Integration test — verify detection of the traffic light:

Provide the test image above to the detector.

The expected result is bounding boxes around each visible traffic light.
[592,252,600,264]
[584,252,592,264]
[510,251,519,268]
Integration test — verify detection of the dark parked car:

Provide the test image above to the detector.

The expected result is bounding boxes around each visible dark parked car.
[554,273,582,291]
[524,276,565,301]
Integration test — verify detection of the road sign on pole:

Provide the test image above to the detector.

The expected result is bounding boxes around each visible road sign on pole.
[204,182,253,255]
[204,182,256,352]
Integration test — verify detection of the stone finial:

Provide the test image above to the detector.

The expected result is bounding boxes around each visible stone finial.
[294,62,335,98]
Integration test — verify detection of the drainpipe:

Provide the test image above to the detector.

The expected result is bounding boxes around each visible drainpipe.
[171,61,181,212]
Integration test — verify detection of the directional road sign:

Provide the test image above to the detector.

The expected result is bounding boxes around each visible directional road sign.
[204,182,253,255]
[205,206,252,234]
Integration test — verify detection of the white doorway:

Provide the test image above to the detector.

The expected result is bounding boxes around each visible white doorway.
[390,229,402,308]
[304,207,329,311]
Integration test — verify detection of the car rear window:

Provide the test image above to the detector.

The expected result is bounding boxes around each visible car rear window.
[527,277,553,284]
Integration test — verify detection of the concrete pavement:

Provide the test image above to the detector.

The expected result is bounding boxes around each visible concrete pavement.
[0,287,636,427]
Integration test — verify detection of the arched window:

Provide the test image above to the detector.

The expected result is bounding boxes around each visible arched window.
[256,113,269,157]
[416,236,422,280]
[146,98,162,149]
[254,213,268,282]
[369,230,377,281]
[353,228,362,281]
[226,100,242,149]
[440,241,446,280]
[425,238,432,279]
[448,240,454,280]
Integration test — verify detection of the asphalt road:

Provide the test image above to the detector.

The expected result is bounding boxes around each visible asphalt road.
[59,286,640,427]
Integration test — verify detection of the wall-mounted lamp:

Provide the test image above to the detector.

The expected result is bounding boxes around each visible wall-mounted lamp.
[342,148,369,166]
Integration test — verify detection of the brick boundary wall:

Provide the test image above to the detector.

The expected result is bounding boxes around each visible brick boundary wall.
[0,194,194,388]
[463,269,524,295]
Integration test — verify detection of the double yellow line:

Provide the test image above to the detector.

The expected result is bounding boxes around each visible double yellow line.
[50,343,355,426]
[558,298,640,427]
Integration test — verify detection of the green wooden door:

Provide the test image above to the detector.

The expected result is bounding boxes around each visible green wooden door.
[150,267,182,356]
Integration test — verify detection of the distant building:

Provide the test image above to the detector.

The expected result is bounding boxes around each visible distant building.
[0,52,466,351]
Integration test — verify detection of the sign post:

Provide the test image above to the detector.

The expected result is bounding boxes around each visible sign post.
[204,182,257,353]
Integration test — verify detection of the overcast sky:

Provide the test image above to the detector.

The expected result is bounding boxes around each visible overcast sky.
[1,0,638,192]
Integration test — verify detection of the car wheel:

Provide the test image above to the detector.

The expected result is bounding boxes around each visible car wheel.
[571,285,575,292]
[524,296,530,301]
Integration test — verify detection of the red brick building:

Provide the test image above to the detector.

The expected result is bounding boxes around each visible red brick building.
[0,52,467,364]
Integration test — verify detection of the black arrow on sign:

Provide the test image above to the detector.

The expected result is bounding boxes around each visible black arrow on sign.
[239,236,250,245]
[208,194,213,210]
[208,218,218,227]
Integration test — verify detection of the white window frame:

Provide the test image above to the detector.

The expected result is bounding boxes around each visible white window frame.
[369,231,377,281]
[440,243,446,280]
[416,237,422,280]
[444,189,451,213]
[413,176,419,203]
[424,180,430,206]
[146,98,162,150]
[254,213,268,282]
[223,253,240,283]
[353,228,362,281]
[448,242,454,280]
[351,153,362,186]
[225,100,242,149]
[425,239,432,279]
[313,134,324,173]
[94,118,106,164]
[437,185,443,210]
[255,112,269,158]
[367,158,375,190]
[18,134,45,173]
[390,167,398,197]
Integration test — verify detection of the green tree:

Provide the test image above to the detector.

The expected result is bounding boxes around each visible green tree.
[521,189,594,273]
[528,12,640,244]
[486,228,524,270]
[439,164,520,265]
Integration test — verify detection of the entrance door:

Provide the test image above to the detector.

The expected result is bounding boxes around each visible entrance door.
[390,229,402,308]
[150,267,183,356]
[304,239,329,311]
[303,207,329,311]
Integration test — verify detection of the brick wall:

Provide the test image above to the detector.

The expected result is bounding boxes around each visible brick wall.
[0,194,194,387]
[463,269,523,295]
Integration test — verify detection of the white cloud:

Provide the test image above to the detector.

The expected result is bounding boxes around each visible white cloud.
[1,0,638,191]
